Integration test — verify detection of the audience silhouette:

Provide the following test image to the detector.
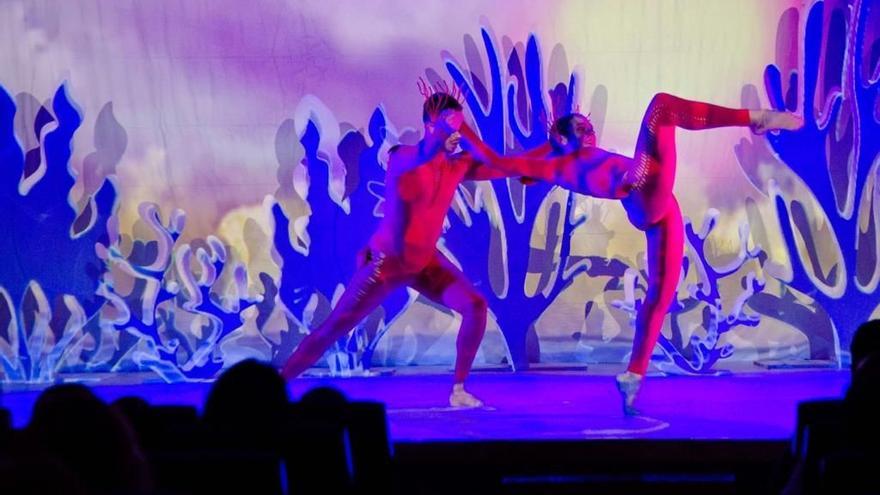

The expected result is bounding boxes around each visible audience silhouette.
[0,359,390,494]
[0,322,877,495]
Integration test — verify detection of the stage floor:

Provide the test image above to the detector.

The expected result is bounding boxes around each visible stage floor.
[1,369,848,442]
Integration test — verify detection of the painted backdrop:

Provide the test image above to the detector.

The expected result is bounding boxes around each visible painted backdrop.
[0,0,878,381]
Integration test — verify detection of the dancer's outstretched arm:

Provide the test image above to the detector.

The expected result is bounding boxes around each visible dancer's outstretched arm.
[459,124,569,183]
[461,138,553,182]
[460,124,630,196]
[459,152,520,180]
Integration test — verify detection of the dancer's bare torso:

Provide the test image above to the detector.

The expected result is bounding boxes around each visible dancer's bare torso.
[369,144,474,270]
[551,147,635,200]
[545,148,668,230]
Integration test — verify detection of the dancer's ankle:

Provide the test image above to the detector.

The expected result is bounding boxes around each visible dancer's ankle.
[621,370,644,380]
[748,109,803,134]
[748,109,762,127]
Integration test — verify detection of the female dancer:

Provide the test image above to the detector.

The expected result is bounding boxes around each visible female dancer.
[458,93,802,414]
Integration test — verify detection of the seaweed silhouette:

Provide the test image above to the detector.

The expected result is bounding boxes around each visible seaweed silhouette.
[738,0,880,360]
[271,107,414,374]
[0,85,117,381]
[442,29,589,369]
[92,204,262,381]
[611,211,766,374]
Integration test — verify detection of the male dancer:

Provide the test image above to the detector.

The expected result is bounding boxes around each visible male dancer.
[459,93,802,414]
[281,89,520,407]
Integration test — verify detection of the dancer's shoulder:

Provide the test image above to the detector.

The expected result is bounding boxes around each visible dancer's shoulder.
[388,144,417,157]
[386,144,420,172]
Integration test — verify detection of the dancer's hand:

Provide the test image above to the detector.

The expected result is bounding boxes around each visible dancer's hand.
[457,124,488,159]
[435,109,464,135]
[459,122,479,138]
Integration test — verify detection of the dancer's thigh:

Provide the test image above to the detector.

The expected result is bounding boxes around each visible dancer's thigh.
[411,252,484,313]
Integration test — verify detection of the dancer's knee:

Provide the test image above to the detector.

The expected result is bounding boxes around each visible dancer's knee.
[461,293,488,321]
[455,293,488,347]
[643,93,679,135]
[649,92,675,109]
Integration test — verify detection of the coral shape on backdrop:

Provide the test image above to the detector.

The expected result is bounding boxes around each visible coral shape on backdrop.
[0,0,876,382]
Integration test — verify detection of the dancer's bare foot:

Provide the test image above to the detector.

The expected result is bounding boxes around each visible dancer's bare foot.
[749,110,804,135]
[449,383,484,408]
[615,371,643,416]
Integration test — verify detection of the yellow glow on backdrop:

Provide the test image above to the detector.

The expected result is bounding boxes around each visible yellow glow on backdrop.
[0,0,801,244]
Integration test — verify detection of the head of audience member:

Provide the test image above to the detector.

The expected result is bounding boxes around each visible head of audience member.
[27,383,150,495]
[845,352,880,445]
[423,93,464,153]
[298,386,350,425]
[203,359,290,439]
[0,451,89,495]
[550,113,596,154]
[0,407,10,449]
[851,319,880,374]
[111,396,155,449]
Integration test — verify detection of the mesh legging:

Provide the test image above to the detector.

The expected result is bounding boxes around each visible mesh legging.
[625,93,750,375]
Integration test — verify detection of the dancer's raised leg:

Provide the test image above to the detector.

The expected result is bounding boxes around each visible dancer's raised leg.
[618,92,759,413]
[637,92,801,146]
